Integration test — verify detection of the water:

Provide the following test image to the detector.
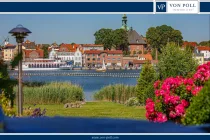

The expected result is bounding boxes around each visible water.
[9,70,140,101]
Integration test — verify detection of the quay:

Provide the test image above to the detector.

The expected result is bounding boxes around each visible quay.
[9,72,140,78]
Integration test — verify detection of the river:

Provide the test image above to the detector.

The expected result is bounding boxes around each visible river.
[9,70,140,101]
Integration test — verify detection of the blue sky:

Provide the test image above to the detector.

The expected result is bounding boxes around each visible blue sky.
[0,14,209,45]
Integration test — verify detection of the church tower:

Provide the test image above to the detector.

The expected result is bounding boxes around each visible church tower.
[121,14,129,31]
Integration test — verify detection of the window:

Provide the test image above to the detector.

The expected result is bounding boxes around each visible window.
[77,53,79,56]
[87,58,90,61]
[118,58,121,61]
[97,58,100,61]
[93,58,96,61]
[108,58,111,60]
[112,58,115,60]
[93,54,95,56]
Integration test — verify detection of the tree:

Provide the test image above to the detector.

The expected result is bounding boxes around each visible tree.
[94,28,129,51]
[112,29,129,51]
[94,28,113,50]
[146,25,183,60]
[199,40,210,46]
[136,62,157,104]
[42,44,50,58]
[157,43,198,80]
[133,51,136,55]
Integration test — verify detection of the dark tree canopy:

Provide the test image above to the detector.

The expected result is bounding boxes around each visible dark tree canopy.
[42,44,50,58]
[94,28,128,51]
[199,40,210,46]
[146,25,183,52]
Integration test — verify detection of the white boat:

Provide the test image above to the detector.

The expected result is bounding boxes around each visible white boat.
[59,64,73,70]
[96,58,106,72]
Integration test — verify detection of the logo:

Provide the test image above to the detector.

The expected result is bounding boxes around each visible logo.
[156,2,166,12]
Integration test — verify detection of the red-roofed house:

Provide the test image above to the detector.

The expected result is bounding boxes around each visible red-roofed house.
[24,49,44,62]
[183,41,197,47]
[197,46,210,59]
[84,50,123,67]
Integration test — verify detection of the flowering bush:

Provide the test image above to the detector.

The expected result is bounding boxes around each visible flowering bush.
[145,62,210,123]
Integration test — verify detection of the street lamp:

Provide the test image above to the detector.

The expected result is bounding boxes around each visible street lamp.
[9,24,31,116]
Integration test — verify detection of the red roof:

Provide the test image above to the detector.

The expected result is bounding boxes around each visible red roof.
[183,42,197,47]
[138,53,153,61]
[59,44,77,52]
[82,44,103,47]
[84,50,123,54]
[197,46,210,51]
[24,49,44,58]
[5,43,16,47]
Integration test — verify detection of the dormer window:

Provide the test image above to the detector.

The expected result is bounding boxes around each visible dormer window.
[136,40,139,43]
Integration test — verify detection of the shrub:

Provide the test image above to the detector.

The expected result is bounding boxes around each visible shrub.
[14,82,84,104]
[94,84,136,104]
[182,80,210,125]
[157,43,198,80]
[125,97,140,107]
[136,62,157,104]
[145,62,210,123]
[0,94,16,117]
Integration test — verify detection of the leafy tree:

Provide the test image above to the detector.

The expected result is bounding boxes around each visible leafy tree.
[199,40,210,46]
[42,44,50,58]
[157,43,198,80]
[71,42,75,45]
[133,51,136,55]
[136,62,157,104]
[182,79,210,125]
[94,28,129,51]
[144,50,148,54]
[112,29,129,51]
[146,25,183,60]
[138,50,142,54]
[0,59,17,109]
[94,28,113,50]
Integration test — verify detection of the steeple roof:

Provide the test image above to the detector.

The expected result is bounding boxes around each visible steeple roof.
[128,28,146,45]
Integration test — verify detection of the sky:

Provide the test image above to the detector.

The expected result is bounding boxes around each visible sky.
[0,14,209,45]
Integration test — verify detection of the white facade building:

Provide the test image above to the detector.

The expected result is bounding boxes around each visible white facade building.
[197,47,210,59]
[74,48,82,67]
[56,52,75,61]
[49,48,57,60]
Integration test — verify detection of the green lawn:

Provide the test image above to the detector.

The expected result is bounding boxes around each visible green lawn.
[24,102,146,120]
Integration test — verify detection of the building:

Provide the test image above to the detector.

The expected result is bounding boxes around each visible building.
[183,41,197,47]
[82,44,104,51]
[24,49,44,62]
[120,14,147,55]
[84,50,123,67]
[22,40,36,50]
[3,44,17,61]
[49,48,57,60]
[197,46,210,59]
[57,44,76,62]
[74,47,83,67]
[133,53,153,67]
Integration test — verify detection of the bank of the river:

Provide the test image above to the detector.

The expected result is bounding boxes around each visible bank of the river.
[24,102,146,120]
[9,70,140,101]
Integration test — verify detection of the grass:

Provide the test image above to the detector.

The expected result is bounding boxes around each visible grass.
[24,102,146,120]
[14,82,84,104]
[94,84,137,104]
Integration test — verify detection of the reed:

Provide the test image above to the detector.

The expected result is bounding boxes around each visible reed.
[14,82,84,104]
[93,84,136,104]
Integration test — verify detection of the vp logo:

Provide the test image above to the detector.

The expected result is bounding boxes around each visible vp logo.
[157,4,165,10]
[156,2,166,12]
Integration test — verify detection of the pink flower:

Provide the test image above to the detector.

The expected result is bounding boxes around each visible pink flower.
[175,104,185,116]
[181,99,189,107]
[154,80,161,89]
[156,112,168,123]
[169,111,176,118]
[191,86,203,96]
[186,85,192,92]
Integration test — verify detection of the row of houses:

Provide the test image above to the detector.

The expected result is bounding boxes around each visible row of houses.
[0,39,155,68]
